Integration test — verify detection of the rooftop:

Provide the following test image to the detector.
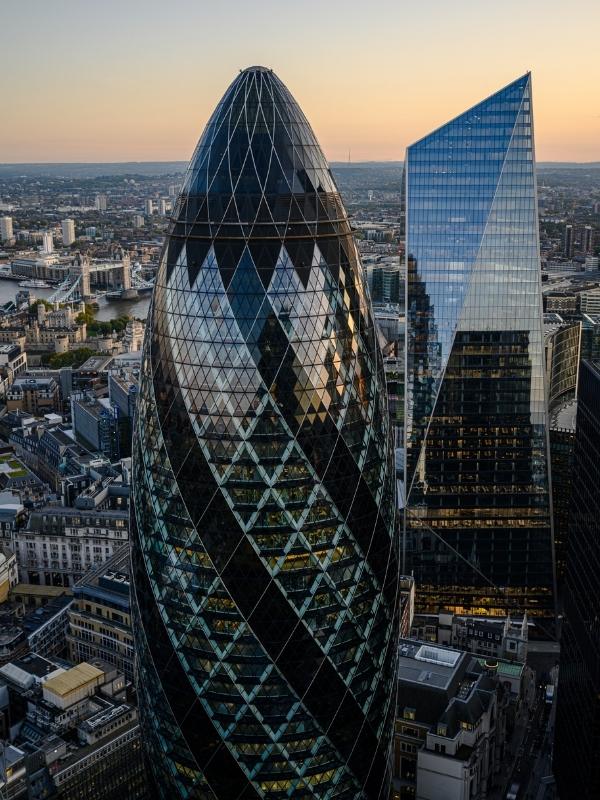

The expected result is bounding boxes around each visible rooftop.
[77,356,113,372]
[0,654,64,688]
[475,658,524,678]
[0,343,20,355]
[22,596,73,636]
[397,640,466,691]
[43,662,103,699]
[0,453,30,480]
[10,376,57,390]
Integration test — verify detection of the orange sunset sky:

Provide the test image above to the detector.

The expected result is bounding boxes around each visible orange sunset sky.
[1,0,599,164]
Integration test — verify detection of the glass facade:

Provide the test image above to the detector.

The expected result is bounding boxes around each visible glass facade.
[554,360,600,799]
[130,67,398,799]
[404,74,555,620]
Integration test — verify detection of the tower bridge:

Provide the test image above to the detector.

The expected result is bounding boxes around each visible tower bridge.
[48,253,154,303]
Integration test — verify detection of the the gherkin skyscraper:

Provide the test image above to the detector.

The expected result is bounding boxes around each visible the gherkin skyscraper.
[130,67,399,799]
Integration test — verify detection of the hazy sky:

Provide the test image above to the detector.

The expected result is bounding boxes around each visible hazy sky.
[1,0,599,163]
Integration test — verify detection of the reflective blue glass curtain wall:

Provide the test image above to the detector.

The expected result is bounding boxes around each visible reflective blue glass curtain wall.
[131,67,398,799]
[404,74,555,620]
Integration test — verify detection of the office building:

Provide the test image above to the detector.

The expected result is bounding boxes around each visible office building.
[404,74,555,621]
[580,289,600,315]
[564,224,574,258]
[545,320,581,411]
[14,506,128,587]
[367,255,402,305]
[6,376,60,415]
[108,371,137,451]
[0,654,148,799]
[68,547,134,683]
[410,611,528,663]
[143,199,153,216]
[545,293,578,314]
[0,216,14,242]
[158,198,168,216]
[565,223,594,257]
[550,426,575,583]
[393,640,519,800]
[554,360,600,799]
[131,66,398,799]
[62,218,76,246]
[0,344,28,399]
[374,303,405,449]
[582,225,594,255]
[70,393,125,461]
[0,546,18,603]
[23,595,73,659]
[544,318,580,583]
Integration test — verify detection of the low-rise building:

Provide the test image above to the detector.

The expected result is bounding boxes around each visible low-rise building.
[6,376,60,415]
[393,640,516,800]
[0,655,148,799]
[0,593,72,666]
[108,370,138,420]
[24,595,73,659]
[0,451,46,505]
[0,498,26,541]
[545,293,578,313]
[411,612,529,664]
[0,344,27,400]
[0,743,28,798]
[67,547,134,682]
[0,546,18,603]
[12,507,128,588]
[70,394,121,460]
[580,288,600,315]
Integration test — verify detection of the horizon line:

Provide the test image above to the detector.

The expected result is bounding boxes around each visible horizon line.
[1,159,600,167]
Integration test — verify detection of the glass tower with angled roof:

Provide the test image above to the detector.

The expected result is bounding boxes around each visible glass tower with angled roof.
[404,73,556,621]
[130,67,398,799]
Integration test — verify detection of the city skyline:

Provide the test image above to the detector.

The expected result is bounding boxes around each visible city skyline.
[0,3,598,793]
[0,0,599,163]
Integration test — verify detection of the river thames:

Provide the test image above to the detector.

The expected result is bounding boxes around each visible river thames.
[0,279,152,322]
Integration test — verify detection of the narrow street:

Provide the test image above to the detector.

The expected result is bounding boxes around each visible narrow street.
[490,669,557,800]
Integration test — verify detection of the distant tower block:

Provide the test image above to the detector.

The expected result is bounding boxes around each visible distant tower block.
[42,231,53,254]
[564,224,574,257]
[95,194,108,211]
[368,190,374,201]
[158,199,168,216]
[144,199,154,215]
[62,218,76,246]
[0,217,14,242]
